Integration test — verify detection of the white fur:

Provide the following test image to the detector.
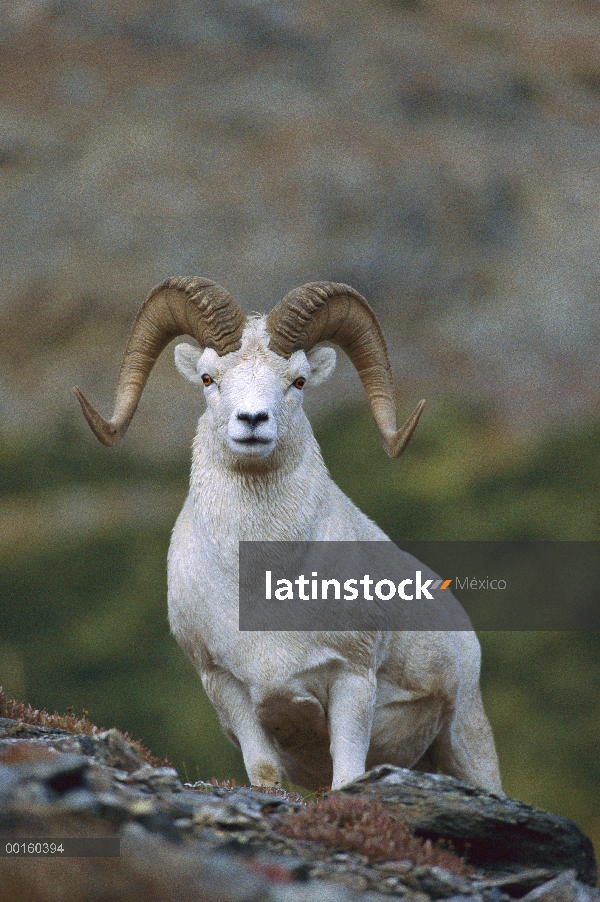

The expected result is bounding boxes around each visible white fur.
[168,318,502,792]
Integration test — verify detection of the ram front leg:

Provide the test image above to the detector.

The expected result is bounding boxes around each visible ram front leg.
[328,671,377,790]
[203,669,283,787]
[237,716,285,787]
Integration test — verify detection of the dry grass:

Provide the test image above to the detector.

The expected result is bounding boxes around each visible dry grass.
[0,688,168,769]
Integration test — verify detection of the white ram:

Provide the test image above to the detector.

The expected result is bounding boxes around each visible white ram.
[75,278,502,793]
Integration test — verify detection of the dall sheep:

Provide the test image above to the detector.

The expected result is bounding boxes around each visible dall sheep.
[75,278,502,793]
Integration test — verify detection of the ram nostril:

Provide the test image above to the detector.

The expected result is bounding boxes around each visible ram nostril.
[237,411,269,428]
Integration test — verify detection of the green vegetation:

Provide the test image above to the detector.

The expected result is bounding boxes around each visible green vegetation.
[318,402,600,541]
[0,407,598,857]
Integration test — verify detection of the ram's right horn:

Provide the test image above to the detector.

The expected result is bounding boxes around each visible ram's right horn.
[74,278,247,446]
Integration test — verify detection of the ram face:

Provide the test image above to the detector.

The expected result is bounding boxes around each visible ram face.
[173,320,337,462]
[74,278,425,458]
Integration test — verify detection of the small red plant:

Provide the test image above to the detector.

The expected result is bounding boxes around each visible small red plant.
[273,794,472,875]
[211,777,238,789]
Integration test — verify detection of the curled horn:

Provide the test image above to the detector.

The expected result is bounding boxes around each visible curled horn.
[266,281,425,458]
[74,278,247,447]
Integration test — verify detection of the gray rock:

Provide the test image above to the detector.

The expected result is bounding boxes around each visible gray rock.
[0,718,71,739]
[520,871,600,902]
[271,883,385,902]
[340,766,597,887]
[128,765,183,793]
[404,865,474,897]
[30,754,90,794]
[92,729,147,772]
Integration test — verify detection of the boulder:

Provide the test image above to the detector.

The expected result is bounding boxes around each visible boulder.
[341,766,597,887]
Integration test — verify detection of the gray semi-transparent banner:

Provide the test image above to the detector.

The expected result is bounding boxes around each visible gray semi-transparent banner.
[0,838,120,857]
[238,541,600,630]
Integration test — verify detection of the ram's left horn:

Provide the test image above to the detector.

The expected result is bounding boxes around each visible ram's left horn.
[265,281,425,458]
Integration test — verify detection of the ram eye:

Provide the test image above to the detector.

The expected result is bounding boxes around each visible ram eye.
[293,377,306,390]
[201,374,213,387]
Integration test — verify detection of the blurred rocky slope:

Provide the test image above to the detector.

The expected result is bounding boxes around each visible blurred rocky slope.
[1,701,598,901]
[1,0,599,454]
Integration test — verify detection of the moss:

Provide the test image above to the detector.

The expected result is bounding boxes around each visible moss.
[273,794,472,873]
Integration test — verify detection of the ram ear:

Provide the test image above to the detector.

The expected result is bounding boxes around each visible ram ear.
[174,343,204,385]
[307,346,337,386]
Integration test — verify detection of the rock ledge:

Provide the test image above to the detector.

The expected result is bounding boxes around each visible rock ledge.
[0,718,597,902]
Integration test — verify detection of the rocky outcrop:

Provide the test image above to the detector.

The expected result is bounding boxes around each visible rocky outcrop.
[0,716,598,902]
[342,765,597,886]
